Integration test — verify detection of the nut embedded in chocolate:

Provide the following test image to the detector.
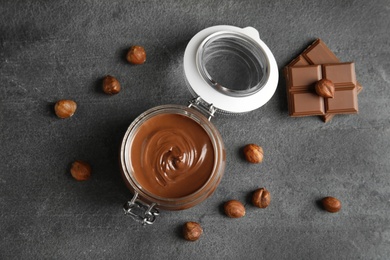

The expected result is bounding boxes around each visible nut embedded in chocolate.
[315,79,335,98]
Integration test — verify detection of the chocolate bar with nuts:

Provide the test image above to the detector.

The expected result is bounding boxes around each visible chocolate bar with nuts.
[284,39,362,122]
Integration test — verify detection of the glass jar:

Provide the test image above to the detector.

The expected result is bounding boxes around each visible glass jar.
[120,25,278,225]
[120,104,225,214]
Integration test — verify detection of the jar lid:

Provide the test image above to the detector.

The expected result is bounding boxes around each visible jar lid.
[184,25,278,114]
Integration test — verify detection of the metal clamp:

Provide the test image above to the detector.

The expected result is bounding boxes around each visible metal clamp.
[123,192,160,225]
[188,97,216,121]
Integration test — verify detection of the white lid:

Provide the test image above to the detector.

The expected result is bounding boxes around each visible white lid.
[184,25,278,114]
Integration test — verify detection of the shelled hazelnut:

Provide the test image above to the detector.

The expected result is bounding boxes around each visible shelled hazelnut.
[224,200,246,218]
[243,144,263,163]
[70,160,91,181]
[54,100,77,119]
[321,196,341,213]
[126,45,146,65]
[102,75,121,95]
[252,188,271,208]
[183,222,203,241]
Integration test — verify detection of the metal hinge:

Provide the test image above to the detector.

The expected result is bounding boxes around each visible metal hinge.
[188,97,216,121]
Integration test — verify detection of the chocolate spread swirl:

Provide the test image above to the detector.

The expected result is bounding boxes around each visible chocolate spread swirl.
[131,114,214,198]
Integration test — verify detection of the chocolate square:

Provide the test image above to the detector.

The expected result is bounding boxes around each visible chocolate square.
[323,63,356,86]
[303,40,340,64]
[290,92,325,116]
[326,88,358,114]
[289,65,322,89]
[288,55,310,67]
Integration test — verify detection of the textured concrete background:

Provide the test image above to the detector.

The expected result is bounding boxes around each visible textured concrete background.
[1,0,389,259]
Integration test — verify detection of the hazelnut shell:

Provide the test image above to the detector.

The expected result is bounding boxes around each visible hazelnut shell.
[126,45,146,65]
[54,100,77,119]
[183,222,203,241]
[224,200,246,218]
[70,160,91,181]
[243,144,264,164]
[321,196,341,213]
[102,75,121,95]
[252,188,271,208]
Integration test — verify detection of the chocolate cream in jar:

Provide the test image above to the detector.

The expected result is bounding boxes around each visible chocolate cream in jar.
[120,25,278,224]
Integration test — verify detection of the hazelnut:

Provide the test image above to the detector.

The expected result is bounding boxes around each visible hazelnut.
[54,100,77,119]
[315,79,335,98]
[224,200,245,218]
[252,188,271,208]
[102,75,121,95]
[126,45,146,65]
[321,196,341,213]
[70,160,91,181]
[243,144,263,164]
[183,222,203,241]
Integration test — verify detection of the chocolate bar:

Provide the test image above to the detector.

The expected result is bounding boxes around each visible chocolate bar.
[284,39,362,122]
[286,63,358,116]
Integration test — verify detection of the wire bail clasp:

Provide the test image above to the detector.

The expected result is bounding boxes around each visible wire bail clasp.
[123,192,160,225]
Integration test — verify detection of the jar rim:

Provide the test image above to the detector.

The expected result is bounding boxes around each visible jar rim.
[196,30,270,97]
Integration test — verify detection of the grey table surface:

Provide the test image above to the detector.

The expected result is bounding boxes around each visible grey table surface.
[1,0,389,259]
